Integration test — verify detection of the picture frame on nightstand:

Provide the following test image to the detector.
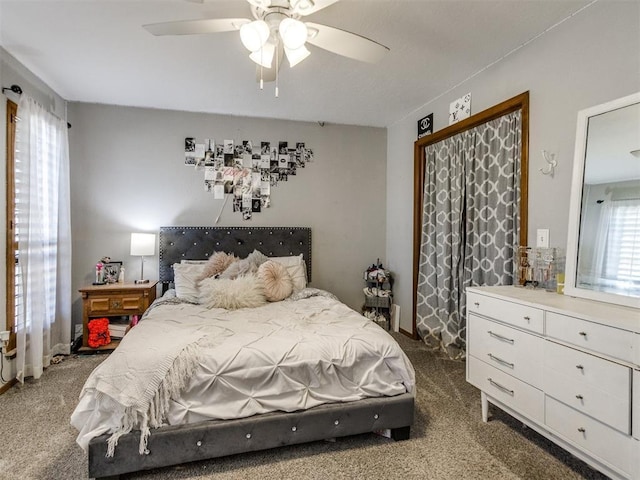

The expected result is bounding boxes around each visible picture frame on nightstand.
[102,261,122,284]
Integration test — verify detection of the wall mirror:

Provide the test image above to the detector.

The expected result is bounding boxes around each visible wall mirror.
[565,91,640,309]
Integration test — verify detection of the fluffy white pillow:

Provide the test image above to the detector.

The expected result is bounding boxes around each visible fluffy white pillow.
[257,260,293,302]
[199,275,266,310]
[173,263,206,303]
[270,254,307,292]
[197,251,237,281]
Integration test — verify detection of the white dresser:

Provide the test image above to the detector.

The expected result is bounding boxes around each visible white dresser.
[466,286,640,480]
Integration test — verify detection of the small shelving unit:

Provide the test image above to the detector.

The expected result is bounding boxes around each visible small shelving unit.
[362,262,393,330]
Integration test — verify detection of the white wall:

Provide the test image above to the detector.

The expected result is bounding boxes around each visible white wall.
[386,2,640,333]
[67,102,387,332]
[0,48,67,386]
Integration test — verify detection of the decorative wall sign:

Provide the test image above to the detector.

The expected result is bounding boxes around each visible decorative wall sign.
[449,93,471,125]
[184,137,313,220]
[417,113,433,139]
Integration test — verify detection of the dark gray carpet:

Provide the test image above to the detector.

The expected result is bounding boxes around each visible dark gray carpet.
[0,334,608,480]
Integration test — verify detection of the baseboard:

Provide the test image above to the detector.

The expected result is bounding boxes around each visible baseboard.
[0,378,17,395]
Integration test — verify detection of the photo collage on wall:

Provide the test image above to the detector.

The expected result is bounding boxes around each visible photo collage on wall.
[185,137,314,220]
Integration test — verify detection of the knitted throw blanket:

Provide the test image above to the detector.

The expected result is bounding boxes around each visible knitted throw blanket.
[81,317,213,457]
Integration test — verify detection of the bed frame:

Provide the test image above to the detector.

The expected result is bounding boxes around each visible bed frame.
[87,226,414,479]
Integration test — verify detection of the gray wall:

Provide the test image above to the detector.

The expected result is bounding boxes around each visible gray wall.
[67,102,387,331]
[386,2,640,333]
[0,48,68,385]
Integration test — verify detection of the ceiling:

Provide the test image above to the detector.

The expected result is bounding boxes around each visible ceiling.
[0,0,593,128]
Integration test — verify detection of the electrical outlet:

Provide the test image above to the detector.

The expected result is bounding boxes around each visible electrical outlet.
[536,229,550,248]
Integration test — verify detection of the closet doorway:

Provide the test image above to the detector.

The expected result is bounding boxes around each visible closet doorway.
[412,92,529,358]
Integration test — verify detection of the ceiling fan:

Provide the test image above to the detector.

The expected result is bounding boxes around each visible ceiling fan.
[143,0,390,91]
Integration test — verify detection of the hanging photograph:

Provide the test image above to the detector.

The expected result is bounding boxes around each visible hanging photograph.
[261,141,270,155]
[252,153,261,169]
[185,137,196,165]
[213,184,224,199]
[223,139,234,154]
[204,139,215,166]
[278,141,288,154]
[252,198,261,213]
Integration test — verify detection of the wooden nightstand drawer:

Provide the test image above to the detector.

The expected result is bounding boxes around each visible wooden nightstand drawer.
[88,295,145,314]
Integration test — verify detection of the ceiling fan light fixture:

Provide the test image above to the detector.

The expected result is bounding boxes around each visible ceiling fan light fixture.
[291,0,315,12]
[279,18,308,50]
[240,20,270,52]
[249,41,275,68]
[284,44,310,67]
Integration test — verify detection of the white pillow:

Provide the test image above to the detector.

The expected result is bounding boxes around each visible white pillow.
[199,275,266,310]
[270,254,307,292]
[173,263,206,303]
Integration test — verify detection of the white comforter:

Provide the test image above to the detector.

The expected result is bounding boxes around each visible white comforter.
[71,291,415,452]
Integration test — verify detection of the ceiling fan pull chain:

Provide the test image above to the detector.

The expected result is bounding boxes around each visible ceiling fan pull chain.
[275,37,280,98]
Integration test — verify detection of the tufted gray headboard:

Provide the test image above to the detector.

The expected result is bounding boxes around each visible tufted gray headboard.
[159,226,311,291]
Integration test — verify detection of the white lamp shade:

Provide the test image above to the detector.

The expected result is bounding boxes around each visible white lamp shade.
[284,44,310,67]
[240,20,270,52]
[130,233,156,256]
[249,41,275,68]
[279,18,308,50]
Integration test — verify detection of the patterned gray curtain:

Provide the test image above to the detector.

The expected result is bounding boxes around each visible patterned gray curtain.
[416,110,522,359]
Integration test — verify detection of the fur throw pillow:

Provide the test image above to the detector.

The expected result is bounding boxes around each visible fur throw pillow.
[219,249,268,280]
[197,251,237,281]
[257,260,293,302]
[199,275,267,310]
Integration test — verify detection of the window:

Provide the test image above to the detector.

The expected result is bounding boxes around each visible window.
[603,199,640,283]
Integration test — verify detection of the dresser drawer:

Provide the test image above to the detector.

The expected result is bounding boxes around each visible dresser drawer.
[467,291,543,334]
[88,295,145,314]
[546,312,635,363]
[467,356,544,424]
[545,396,633,476]
[544,340,631,433]
[468,314,544,389]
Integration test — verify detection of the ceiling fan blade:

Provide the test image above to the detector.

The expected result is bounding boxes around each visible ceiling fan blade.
[143,18,250,36]
[291,0,340,16]
[305,22,389,63]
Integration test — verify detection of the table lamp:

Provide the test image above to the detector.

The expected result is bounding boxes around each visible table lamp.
[130,232,155,284]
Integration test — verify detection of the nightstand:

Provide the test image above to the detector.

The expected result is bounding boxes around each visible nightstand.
[78,281,157,351]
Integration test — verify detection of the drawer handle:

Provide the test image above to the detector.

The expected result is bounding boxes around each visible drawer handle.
[488,353,514,369]
[523,316,530,322]
[112,300,122,309]
[474,302,480,307]
[578,331,587,337]
[487,378,514,396]
[576,365,584,371]
[577,427,586,434]
[487,331,515,344]
[575,394,584,400]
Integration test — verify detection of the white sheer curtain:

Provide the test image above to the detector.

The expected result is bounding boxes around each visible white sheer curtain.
[14,96,72,382]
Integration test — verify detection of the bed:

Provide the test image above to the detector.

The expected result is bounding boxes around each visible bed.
[73,226,415,479]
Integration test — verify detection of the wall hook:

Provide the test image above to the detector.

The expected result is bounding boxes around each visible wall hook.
[540,150,557,177]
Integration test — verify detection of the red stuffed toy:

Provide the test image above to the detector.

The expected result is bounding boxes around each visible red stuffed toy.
[88,317,111,348]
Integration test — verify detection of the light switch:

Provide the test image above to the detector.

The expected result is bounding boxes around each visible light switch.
[536,229,549,248]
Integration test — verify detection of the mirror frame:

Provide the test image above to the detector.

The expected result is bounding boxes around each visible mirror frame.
[565,91,640,309]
